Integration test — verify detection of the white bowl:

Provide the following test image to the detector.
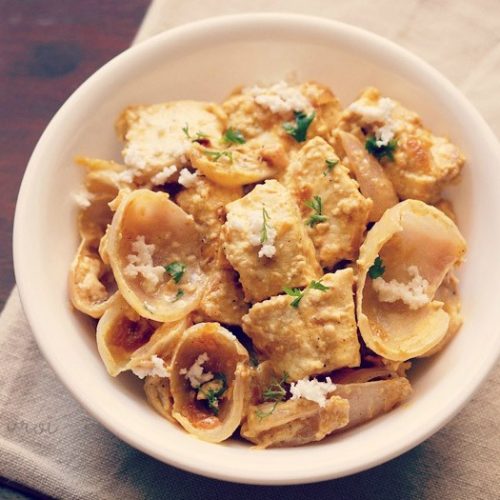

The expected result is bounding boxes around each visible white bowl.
[14,13,500,484]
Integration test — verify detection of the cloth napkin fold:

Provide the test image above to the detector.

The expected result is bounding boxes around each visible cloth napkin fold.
[1,1,499,499]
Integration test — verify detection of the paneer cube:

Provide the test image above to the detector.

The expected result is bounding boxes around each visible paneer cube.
[284,137,372,267]
[337,87,464,203]
[222,179,322,302]
[242,269,360,379]
[116,101,226,183]
[222,81,341,151]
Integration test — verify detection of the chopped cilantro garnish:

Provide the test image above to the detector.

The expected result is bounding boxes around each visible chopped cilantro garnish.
[203,149,233,162]
[368,256,385,279]
[309,280,330,292]
[260,207,271,244]
[198,373,227,416]
[365,135,397,161]
[283,280,329,309]
[173,289,185,302]
[182,123,208,143]
[305,195,328,227]
[283,287,304,308]
[222,128,246,144]
[164,261,186,284]
[324,158,339,176]
[262,372,289,401]
[282,111,316,142]
[255,372,289,420]
[308,214,327,226]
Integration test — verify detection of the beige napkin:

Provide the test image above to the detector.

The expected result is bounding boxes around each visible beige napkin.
[1,1,499,499]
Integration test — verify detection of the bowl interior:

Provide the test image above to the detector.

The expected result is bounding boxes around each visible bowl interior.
[14,14,500,484]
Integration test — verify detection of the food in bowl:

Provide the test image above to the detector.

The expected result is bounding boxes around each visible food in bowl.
[69,79,466,448]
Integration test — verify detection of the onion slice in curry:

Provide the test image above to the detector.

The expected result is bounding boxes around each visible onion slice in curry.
[105,189,207,322]
[356,200,466,361]
[170,323,250,443]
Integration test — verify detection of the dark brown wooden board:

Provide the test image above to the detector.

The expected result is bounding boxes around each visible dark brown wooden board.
[0,0,150,308]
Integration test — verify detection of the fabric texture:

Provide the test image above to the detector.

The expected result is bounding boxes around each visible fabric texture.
[1,1,499,498]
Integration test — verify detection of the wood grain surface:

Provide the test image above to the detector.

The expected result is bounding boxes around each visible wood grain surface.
[0,0,149,309]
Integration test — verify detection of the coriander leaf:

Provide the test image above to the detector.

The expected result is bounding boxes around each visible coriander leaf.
[309,280,330,291]
[164,261,186,284]
[260,207,271,244]
[256,373,289,419]
[305,195,328,227]
[182,123,208,143]
[283,287,304,308]
[304,195,322,212]
[206,394,219,415]
[203,149,233,162]
[198,373,227,416]
[262,372,288,401]
[324,158,339,176]
[365,135,397,161]
[262,372,289,402]
[368,256,385,279]
[262,387,285,402]
[307,214,328,226]
[222,128,246,144]
[173,289,185,302]
[282,111,316,142]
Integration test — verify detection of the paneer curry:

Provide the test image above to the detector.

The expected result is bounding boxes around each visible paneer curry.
[70,80,466,447]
